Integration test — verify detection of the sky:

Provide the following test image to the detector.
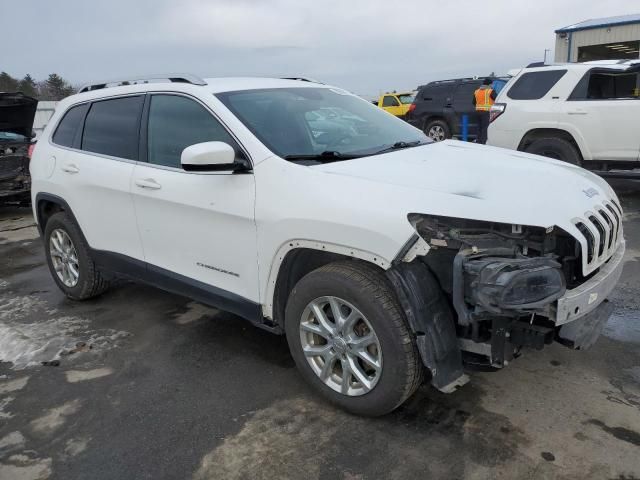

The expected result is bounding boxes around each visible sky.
[3,0,638,97]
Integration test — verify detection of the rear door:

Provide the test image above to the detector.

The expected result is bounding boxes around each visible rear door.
[563,69,640,161]
[451,81,480,138]
[50,96,144,260]
[130,93,259,302]
[414,84,455,129]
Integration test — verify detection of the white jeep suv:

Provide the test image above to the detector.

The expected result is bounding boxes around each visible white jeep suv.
[489,60,640,172]
[31,75,625,416]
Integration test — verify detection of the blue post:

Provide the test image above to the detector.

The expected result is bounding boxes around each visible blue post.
[461,114,469,142]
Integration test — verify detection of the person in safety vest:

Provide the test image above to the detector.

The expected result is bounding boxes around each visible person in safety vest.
[472,78,497,144]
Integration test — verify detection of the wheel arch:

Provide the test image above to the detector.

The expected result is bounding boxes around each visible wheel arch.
[34,193,78,236]
[517,128,588,160]
[264,241,391,324]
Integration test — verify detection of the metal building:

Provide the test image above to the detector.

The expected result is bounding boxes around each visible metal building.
[555,14,640,62]
[33,101,58,139]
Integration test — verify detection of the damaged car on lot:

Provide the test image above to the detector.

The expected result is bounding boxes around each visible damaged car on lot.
[1,92,37,203]
[29,75,625,416]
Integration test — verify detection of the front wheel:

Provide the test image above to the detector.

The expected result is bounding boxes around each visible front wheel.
[285,261,423,416]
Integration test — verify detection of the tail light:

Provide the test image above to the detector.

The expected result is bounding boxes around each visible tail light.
[408,103,416,114]
[27,143,35,159]
[489,103,506,123]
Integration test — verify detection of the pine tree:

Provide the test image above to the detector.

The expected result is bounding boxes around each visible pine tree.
[40,73,76,100]
[18,74,38,98]
[0,72,19,92]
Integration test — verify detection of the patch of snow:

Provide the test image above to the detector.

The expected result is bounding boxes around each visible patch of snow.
[0,377,29,394]
[65,367,113,383]
[0,431,25,451]
[30,399,82,436]
[0,291,131,369]
[0,396,14,419]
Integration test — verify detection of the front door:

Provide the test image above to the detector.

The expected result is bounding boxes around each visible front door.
[130,93,259,303]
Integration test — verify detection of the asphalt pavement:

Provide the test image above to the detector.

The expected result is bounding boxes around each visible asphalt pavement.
[0,185,639,480]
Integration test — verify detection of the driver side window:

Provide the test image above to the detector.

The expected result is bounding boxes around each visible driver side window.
[147,95,238,168]
[382,96,400,107]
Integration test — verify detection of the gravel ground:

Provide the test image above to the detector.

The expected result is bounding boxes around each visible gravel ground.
[0,186,639,480]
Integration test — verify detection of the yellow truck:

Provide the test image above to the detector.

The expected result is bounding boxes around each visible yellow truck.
[373,92,415,118]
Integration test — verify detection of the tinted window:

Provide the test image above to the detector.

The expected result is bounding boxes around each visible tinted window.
[507,70,567,100]
[146,95,237,168]
[382,96,400,107]
[420,84,454,101]
[452,82,479,113]
[82,96,143,160]
[52,104,89,148]
[398,94,415,104]
[572,72,640,100]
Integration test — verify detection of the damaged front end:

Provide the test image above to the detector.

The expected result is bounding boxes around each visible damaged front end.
[387,212,621,392]
[0,92,37,203]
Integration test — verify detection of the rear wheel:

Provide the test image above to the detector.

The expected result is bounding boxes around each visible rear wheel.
[524,137,582,165]
[285,261,423,416]
[44,212,110,300]
[424,119,451,142]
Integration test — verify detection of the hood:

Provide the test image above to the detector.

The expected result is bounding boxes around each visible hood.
[313,140,618,230]
[0,93,38,138]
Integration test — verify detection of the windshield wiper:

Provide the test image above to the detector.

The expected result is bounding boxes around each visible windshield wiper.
[371,140,429,155]
[283,151,360,162]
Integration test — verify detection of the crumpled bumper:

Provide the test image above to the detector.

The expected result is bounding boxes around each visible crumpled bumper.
[554,241,625,325]
[554,241,625,349]
[557,299,614,349]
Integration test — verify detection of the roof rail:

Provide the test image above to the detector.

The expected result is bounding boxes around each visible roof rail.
[78,74,207,93]
[281,77,324,84]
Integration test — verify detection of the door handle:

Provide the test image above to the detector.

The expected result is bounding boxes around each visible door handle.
[61,163,79,174]
[568,110,588,115]
[135,178,162,190]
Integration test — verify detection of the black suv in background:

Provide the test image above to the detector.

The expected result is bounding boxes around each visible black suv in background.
[406,77,507,142]
[0,92,37,204]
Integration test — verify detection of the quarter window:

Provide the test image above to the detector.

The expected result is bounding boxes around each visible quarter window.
[507,70,567,100]
[82,96,144,160]
[52,104,89,148]
[382,96,400,107]
[146,95,237,168]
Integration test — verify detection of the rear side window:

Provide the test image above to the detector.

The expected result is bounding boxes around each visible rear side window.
[382,96,400,107]
[146,94,238,168]
[507,70,567,100]
[81,96,144,160]
[570,71,640,100]
[52,104,89,148]
[420,84,454,101]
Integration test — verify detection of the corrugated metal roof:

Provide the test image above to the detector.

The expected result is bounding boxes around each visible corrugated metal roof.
[556,13,640,33]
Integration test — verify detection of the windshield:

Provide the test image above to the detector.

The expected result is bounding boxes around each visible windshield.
[216,87,429,161]
[398,94,415,104]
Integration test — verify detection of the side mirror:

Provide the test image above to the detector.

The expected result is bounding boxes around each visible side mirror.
[181,141,247,172]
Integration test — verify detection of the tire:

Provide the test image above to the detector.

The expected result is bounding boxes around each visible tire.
[43,211,109,300]
[424,119,451,142]
[524,137,582,165]
[285,261,423,416]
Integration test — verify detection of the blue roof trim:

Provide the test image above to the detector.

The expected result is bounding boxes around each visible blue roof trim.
[556,14,640,33]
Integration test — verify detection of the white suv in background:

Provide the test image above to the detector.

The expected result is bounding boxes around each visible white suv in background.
[489,60,640,171]
[31,75,625,416]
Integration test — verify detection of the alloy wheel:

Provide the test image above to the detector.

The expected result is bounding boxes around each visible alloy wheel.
[428,125,446,141]
[49,228,80,287]
[299,296,382,396]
